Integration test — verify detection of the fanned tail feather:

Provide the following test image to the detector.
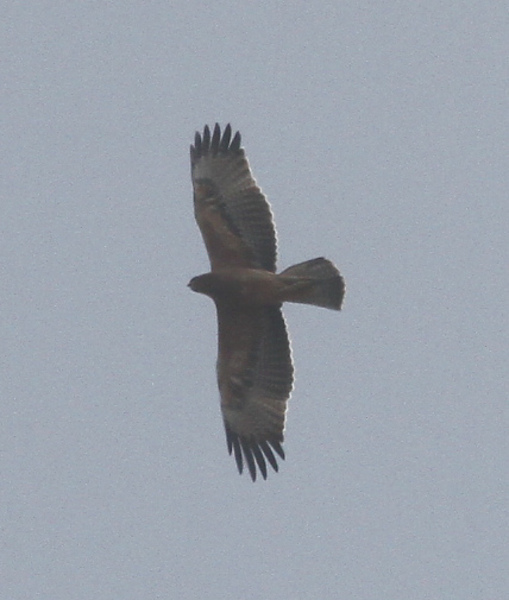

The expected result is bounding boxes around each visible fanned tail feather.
[279,257,345,310]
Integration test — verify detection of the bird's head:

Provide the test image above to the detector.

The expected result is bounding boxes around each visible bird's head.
[188,273,221,298]
[188,272,241,301]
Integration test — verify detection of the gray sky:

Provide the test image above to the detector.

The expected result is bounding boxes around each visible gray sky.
[2,2,508,598]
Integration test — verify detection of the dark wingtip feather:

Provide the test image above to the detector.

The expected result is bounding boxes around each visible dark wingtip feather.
[233,438,243,475]
[226,426,243,474]
[220,123,232,152]
[203,124,211,149]
[226,428,234,455]
[241,439,257,482]
[269,439,285,460]
[194,130,201,152]
[211,123,221,154]
[230,130,241,152]
[224,424,283,481]
[251,444,268,480]
[259,440,279,473]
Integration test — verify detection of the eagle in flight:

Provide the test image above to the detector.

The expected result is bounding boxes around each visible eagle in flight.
[189,124,345,481]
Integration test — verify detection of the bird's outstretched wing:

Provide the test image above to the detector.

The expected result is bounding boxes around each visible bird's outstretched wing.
[191,124,277,272]
[216,302,293,481]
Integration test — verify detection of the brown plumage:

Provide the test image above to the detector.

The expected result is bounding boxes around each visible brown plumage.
[189,124,345,481]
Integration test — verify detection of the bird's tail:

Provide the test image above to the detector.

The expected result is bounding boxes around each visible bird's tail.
[278,258,345,310]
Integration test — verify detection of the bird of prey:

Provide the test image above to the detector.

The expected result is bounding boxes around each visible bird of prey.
[189,124,345,481]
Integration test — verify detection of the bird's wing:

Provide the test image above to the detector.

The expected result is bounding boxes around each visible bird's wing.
[215,302,293,480]
[191,124,277,272]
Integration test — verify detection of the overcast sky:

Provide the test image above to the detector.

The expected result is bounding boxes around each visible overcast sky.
[2,2,508,599]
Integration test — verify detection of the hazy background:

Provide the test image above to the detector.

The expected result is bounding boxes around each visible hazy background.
[2,2,508,598]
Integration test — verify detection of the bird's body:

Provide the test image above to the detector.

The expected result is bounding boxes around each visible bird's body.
[189,124,345,480]
[190,259,343,309]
